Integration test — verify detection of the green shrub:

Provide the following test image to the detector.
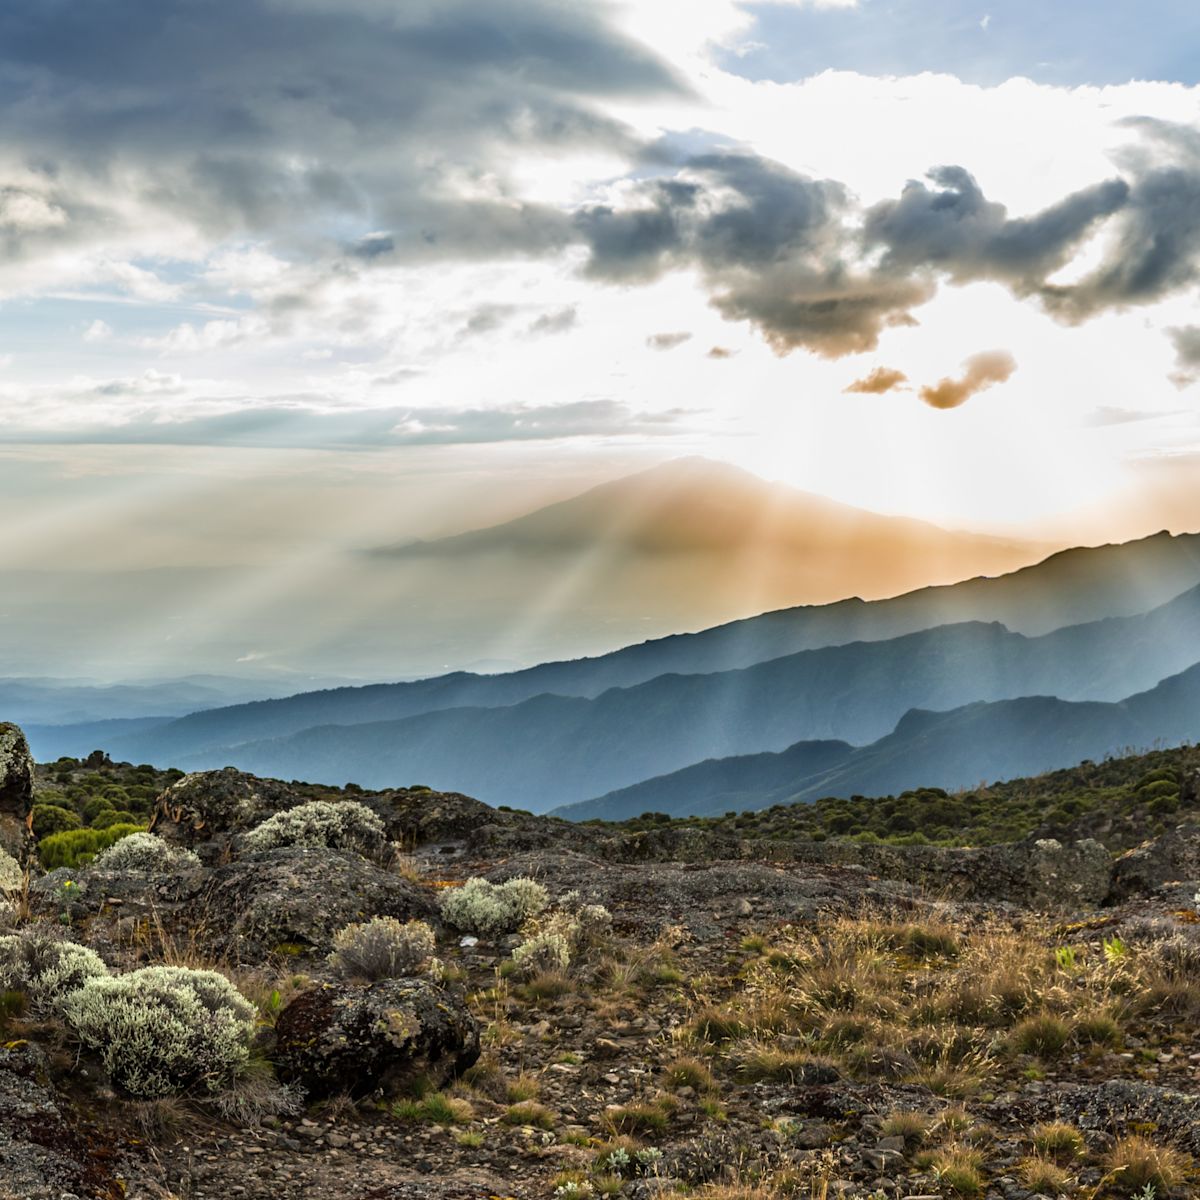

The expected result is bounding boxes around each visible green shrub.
[440,877,549,938]
[81,796,115,824]
[92,832,201,873]
[91,809,139,830]
[0,926,108,1014]
[38,823,145,870]
[328,917,435,980]
[31,804,82,838]
[242,800,385,857]
[63,965,255,1097]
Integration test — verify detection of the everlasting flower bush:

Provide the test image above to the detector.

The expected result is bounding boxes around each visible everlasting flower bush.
[243,800,386,857]
[63,965,256,1097]
[328,916,435,980]
[440,876,549,938]
[0,926,108,1014]
[511,930,571,979]
[92,831,201,873]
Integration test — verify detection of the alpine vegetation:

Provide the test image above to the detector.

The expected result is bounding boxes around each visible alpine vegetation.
[0,926,108,1014]
[242,799,386,857]
[328,916,436,980]
[92,831,201,872]
[62,965,256,1098]
[440,876,549,938]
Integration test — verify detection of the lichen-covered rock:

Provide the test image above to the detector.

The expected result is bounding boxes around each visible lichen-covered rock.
[200,846,436,957]
[148,767,306,860]
[374,787,517,847]
[1108,825,1200,902]
[0,723,34,861]
[273,977,480,1099]
[0,1040,123,1199]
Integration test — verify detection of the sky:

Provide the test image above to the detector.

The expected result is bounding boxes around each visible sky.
[3,0,1200,680]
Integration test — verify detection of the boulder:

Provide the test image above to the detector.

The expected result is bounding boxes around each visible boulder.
[1108,825,1200,902]
[149,768,305,859]
[0,1040,123,1199]
[273,977,480,1099]
[0,723,34,861]
[200,846,437,957]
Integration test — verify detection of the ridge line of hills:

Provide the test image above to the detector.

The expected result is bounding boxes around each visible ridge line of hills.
[20,528,1200,818]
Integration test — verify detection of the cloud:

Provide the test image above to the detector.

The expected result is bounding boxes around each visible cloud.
[646,331,693,350]
[1085,405,1180,426]
[0,398,695,450]
[1169,325,1200,386]
[864,165,1128,293]
[83,319,113,343]
[0,0,682,279]
[1040,120,1200,319]
[844,366,908,394]
[919,350,1017,410]
[528,306,578,336]
[579,153,933,357]
[707,346,735,359]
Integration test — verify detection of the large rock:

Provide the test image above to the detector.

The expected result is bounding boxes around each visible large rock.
[149,768,305,860]
[1108,824,1200,902]
[200,846,437,957]
[273,977,480,1099]
[0,723,34,861]
[0,1041,123,1199]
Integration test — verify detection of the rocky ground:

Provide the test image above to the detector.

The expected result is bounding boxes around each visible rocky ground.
[2,728,1200,1199]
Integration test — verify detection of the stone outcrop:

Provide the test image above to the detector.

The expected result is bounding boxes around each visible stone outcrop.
[1108,824,1200,902]
[149,768,305,860]
[0,723,34,861]
[200,846,437,957]
[273,977,480,1099]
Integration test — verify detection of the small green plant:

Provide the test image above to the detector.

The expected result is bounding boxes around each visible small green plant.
[1104,936,1129,963]
[1055,946,1079,972]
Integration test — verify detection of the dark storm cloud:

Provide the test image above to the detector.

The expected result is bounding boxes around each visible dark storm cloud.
[0,0,682,260]
[864,166,1129,291]
[5,0,1200,374]
[0,399,694,450]
[1041,120,1200,320]
[919,350,1017,410]
[579,154,933,357]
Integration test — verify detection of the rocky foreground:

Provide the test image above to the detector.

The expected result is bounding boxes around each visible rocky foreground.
[1,726,1200,1199]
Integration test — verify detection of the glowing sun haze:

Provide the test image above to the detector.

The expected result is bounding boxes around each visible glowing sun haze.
[2,0,1200,678]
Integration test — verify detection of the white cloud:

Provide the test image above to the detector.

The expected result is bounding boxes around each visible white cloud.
[83,319,113,343]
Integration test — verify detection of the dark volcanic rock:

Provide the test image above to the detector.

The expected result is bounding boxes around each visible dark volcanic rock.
[200,846,436,957]
[273,977,480,1099]
[1032,1079,1200,1154]
[774,835,1113,909]
[149,767,306,860]
[0,1041,122,1199]
[1108,824,1200,902]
